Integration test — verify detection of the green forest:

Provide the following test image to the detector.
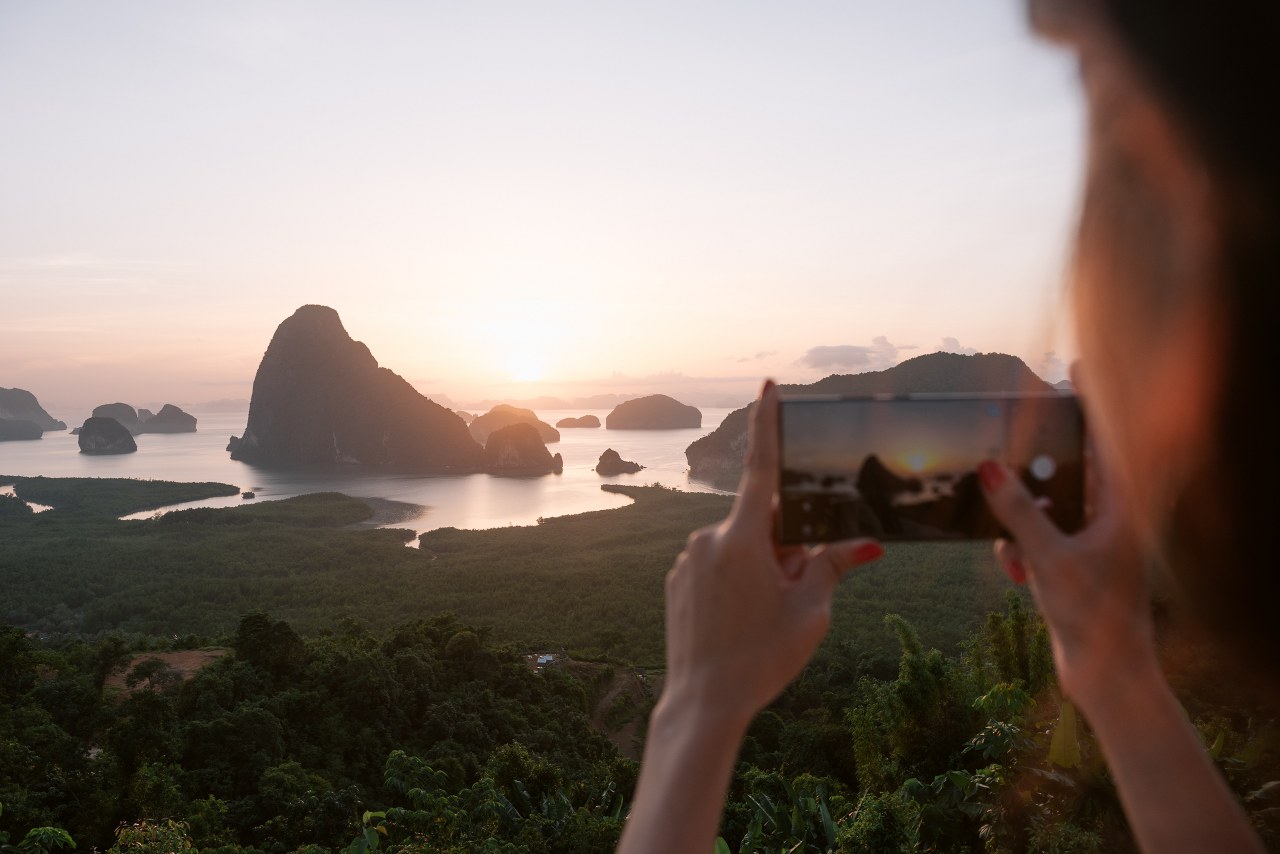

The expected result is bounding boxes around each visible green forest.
[2,476,1278,851]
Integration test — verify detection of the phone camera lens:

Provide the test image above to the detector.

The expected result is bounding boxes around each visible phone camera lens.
[1030,454,1057,481]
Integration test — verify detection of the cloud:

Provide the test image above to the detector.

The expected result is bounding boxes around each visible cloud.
[736,350,778,363]
[798,336,913,372]
[938,336,978,356]
[1038,351,1068,383]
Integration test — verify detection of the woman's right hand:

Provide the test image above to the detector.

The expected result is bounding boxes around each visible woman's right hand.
[981,413,1265,854]
[978,448,1156,712]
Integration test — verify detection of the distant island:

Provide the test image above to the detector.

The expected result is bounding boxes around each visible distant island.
[595,448,643,475]
[76,402,198,438]
[0,418,43,441]
[556,414,600,428]
[78,416,138,455]
[686,352,1056,490]
[482,423,564,475]
[606,394,702,429]
[141,403,198,433]
[0,387,66,433]
[469,404,560,445]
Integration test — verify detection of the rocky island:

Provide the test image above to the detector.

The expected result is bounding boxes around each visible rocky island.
[469,404,560,444]
[229,305,483,470]
[0,419,43,441]
[0,387,66,431]
[78,417,138,454]
[482,423,564,475]
[606,394,701,429]
[139,403,197,433]
[595,448,643,475]
[556,414,600,428]
[91,403,146,435]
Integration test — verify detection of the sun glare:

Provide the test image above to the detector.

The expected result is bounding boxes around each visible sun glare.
[508,356,546,384]
[903,451,931,474]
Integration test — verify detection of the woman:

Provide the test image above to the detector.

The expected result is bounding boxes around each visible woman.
[618,0,1278,851]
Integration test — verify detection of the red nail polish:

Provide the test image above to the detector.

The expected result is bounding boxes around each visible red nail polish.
[1008,559,1027,584]
[760,379,775,399]
[853,541,884,564]
[978,460,1005,492]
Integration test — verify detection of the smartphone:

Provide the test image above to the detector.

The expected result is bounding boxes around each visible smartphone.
[777,392,1085,543]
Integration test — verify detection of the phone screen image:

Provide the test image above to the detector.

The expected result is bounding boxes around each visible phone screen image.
[777,393,1085,543]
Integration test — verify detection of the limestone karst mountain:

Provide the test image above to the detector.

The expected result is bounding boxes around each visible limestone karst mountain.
[0,419,43,441]
[469,404,560,445]
[482,423,563,475]
[0,387,66,431]
[229,305,483,470]
[139,404,197,433]
[605,394,701,429]
[78,417,138,455]
[91,403,146,436]
[556,414,601,428]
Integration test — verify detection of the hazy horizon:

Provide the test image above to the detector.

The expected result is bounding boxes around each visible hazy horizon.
[2,1,1082,415]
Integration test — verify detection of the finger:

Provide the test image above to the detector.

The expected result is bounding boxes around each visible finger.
[801,538,883,597]
[1065,364,1119,524]
[978,460,1062,555]
[730,379,780,527]
[1068,359,1085,392]
[993,538,1028,584]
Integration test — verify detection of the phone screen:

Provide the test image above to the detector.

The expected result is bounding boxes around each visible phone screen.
[777,393,1084,543]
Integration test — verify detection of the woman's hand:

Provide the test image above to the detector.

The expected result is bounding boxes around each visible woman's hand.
[618,379,881,854]
[979,415,1264,854]
[978,444,1155,711]
[661,379,883,729]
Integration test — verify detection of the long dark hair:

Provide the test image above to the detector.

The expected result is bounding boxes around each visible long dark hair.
[1100,0,1280,675]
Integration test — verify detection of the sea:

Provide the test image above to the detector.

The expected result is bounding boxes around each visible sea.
[0,409,736,537]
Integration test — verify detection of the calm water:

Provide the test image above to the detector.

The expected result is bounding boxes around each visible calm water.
[0,409,735,534]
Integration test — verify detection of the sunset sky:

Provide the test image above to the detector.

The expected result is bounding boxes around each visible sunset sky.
[1,1,1083,415]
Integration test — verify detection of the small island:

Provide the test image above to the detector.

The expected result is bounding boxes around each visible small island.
[556,414,601,428]
[595,448,644,476]
[482,423,563,475]
[91,403,146,435]
[606,394,701,429]
[470,404,560,444]
[140,403,198,433]
[78,417,138,455]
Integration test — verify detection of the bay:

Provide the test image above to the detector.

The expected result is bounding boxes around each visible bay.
[0,408,736,535]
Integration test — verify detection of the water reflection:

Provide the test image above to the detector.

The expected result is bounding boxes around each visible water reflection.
[1,408,735,535]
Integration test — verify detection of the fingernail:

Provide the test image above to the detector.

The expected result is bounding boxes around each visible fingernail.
[978,460,1005,492]
[760,379,775,399]
[1008,558,1027,584]
[852,541,884,564]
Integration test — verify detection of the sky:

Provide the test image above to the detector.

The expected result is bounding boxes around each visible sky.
[0,0,1084,415]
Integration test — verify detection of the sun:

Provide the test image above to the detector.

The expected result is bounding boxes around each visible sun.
[505,353,546,384]
[903,451,930,474]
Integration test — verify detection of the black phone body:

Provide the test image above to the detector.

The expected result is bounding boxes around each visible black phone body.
[777,392,1085,544]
